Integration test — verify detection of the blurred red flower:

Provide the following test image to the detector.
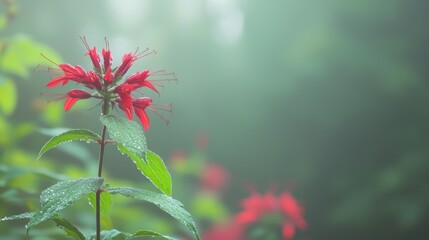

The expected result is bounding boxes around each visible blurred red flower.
[202,221,244,240]
[200,162,228,193]
[235,190,307,240]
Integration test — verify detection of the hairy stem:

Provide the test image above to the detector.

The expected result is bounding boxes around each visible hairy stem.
[96,100,109,240]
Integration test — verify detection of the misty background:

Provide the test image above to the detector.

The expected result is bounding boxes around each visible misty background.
[2,0,429,239]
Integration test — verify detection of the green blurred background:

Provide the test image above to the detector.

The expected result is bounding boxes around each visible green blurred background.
[1,0,429,239]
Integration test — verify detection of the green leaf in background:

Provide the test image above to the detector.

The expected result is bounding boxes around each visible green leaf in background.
[86,229,177,240]
[87,191,113,229]
[37,129,101,160]
[0,15,7,30]
[107,187,200,240]
[88,191,112,214]
[26,177,104,230]
[52,215,85,240]
[87,229,122,240]
[0,35,62,78]
[14,122,37,141]
[0,77,17,116]
[41,103,64,126]
[100,115,147,159]
[0,164,67,187]
[191,193,229,222]
[118,146,172,196]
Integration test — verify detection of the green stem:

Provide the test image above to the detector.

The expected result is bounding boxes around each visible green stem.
[96,99,109,240]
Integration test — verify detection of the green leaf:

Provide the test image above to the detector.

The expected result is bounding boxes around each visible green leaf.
[0,77,17,116]
[126,230,178,240]
[108,187,200,240]
[144,151,171,195]
[52,215,85,240]
[118,146,172,196]
[100,115,147,160]
[26,177,104,229]
[37,129,101,160]
[1,212,34,221]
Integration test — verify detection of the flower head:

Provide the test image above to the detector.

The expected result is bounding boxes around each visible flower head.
[44,38,175,131]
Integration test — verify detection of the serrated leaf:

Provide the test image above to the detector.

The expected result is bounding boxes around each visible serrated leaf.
[118,146,172,196]
[52,215,85,240]
[37,129,101,160]
[0,77,17,115]
[26,177,104,229]
[100,115,146,159]
[126,230,178,240]
[108,187,200,240]
[100,115,171,195]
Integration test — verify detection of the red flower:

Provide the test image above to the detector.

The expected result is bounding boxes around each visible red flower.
[44,38,174,131]
[235,190,307,240]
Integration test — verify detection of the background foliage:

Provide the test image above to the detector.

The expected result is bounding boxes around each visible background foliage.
[1,0,429,239]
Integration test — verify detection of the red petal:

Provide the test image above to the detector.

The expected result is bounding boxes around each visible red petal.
[64,96,78,111]
[102,48,112,71]
[87,47,101,70]
[132,97,152,109]
[59,64,75,75]
[46,76,69,88]
[142,80,159,93]
[68,89,91,99]
[126,71,149,84]
[134,107,150,131]
[74,65,88,78]
[116,89,133,120]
